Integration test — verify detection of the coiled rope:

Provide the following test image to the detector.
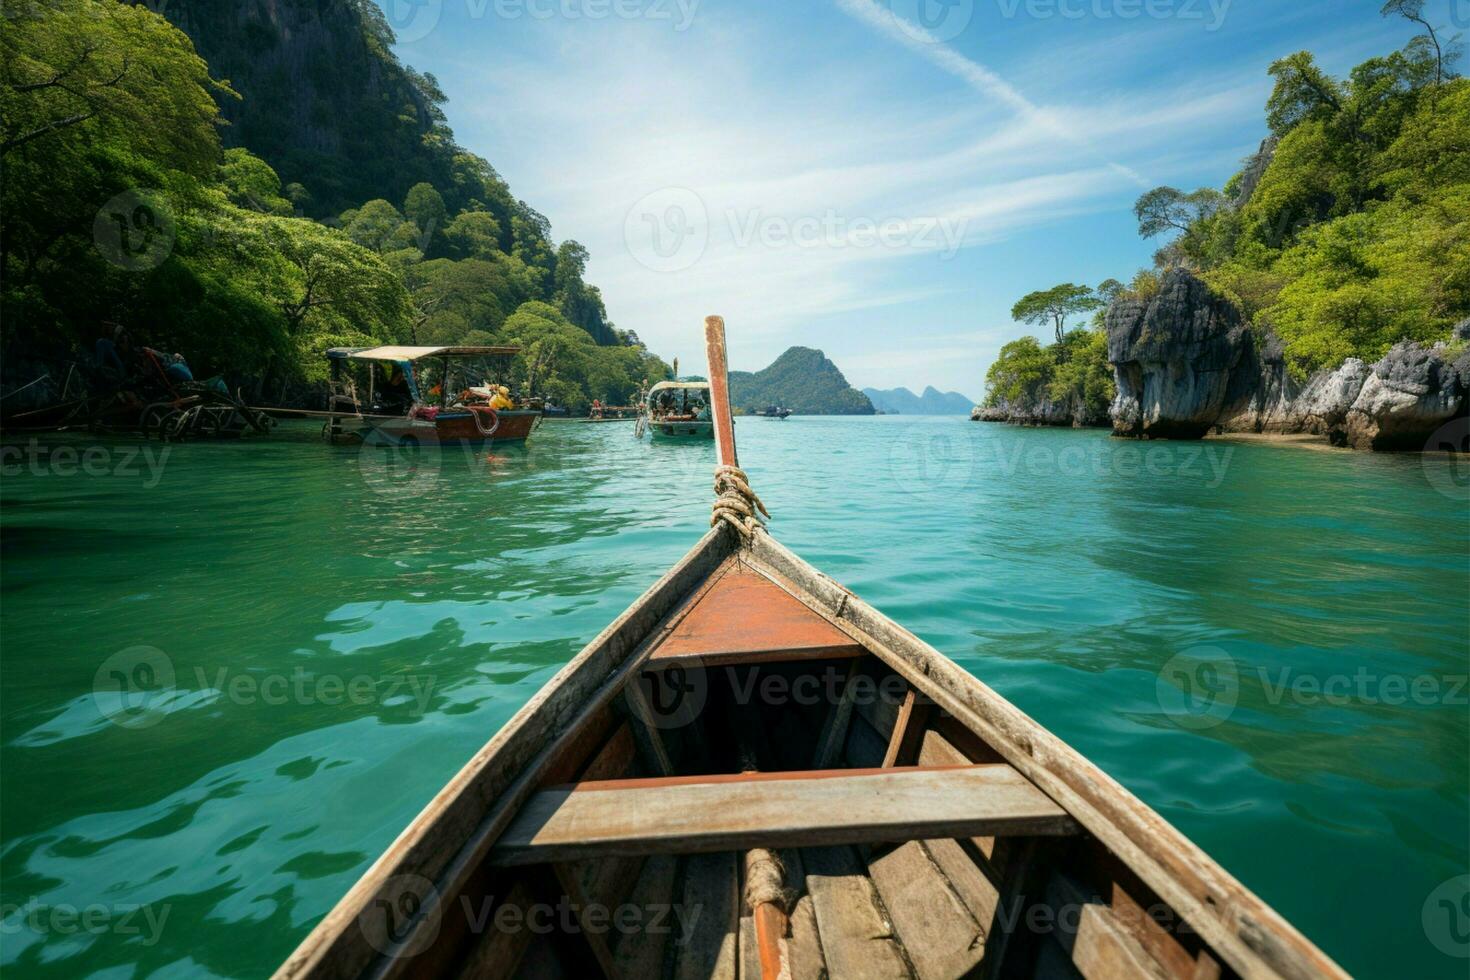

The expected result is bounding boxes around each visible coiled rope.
[711,464,770,539]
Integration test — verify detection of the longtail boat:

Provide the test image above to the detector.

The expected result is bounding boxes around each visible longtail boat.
[324,346,540,446]
[275,317,1345,980]
[642,378,716,439]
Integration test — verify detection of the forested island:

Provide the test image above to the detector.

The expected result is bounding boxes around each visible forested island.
[729,347,875,415]
[1,0,667,414]
[981,4,1468,451]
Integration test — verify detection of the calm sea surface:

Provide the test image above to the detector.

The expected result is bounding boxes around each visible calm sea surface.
[2,417,1467,978]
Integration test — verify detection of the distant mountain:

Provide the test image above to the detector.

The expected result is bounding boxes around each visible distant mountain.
[862,386,976,415]
[730,348,875,415]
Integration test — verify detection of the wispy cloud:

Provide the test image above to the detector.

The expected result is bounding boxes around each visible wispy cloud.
[831,0,1150,187]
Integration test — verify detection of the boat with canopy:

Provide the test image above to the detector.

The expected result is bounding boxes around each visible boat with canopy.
[323,345,540,446]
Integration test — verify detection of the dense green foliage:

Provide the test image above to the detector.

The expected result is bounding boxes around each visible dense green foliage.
[983,328,1114,420]
[1,0,662,408]
[729,347,875,415]
[986,279,1116,417]
[1131,11,1468,377]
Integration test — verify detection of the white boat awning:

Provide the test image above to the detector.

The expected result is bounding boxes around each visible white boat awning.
[333,345,520,362]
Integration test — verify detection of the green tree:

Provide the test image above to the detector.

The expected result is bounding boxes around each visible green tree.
[1011,283,1103,343]
[445,210,504,260]
[403,182,447,249]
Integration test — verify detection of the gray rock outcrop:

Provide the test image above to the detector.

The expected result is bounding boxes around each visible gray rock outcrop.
[974,391,1105,428]
[1342,343,1469,450]
[1107,270,1256,439]
[1103,269,1467,450]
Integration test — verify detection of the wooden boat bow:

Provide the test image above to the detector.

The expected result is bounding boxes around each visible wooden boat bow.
[272,316,1349,980]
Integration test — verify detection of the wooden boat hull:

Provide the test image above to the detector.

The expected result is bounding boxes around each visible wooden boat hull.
[273,522,1346,980]
[348,409,539,446]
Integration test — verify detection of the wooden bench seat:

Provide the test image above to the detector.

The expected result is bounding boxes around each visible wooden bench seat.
[489,765,1076,866]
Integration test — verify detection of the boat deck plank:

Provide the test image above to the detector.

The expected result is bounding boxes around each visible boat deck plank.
[647,565,865,666]
[489,765,1076,866]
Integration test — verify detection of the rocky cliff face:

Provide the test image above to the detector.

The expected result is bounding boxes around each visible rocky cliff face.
[1104,272,1469,450]
[1106,271,1257,439]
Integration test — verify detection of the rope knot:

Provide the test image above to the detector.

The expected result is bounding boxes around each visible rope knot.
[711,464,770,540]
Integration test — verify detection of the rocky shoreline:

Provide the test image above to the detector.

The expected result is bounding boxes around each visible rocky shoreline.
[975,270,1469,452]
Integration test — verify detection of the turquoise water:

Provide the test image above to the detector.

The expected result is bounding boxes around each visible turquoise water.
[1,417,1466,978]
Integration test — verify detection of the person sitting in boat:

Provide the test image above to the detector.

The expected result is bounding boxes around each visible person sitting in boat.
[379,363,413,413]
[489,385,514,411]
[164,353,193,385]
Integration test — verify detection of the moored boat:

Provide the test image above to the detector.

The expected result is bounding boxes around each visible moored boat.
[323,346,540,446]
[641,378,715,440]
[276,318,1346,980]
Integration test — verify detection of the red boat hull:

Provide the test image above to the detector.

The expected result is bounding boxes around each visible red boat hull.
[355,409,539,446]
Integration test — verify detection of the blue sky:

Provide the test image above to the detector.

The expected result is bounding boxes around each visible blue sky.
[376,0,1428,397]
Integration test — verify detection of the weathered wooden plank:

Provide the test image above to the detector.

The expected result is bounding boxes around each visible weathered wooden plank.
[738,914,759,980]
[882,689,934,768]
[803,846,913,980]
[610,854,678,978]
[579,723,637,783]
[1048,872,1172,980]
[778,849,827,980]
[453,879,536,979]
[1070,903,1172,980]
[674,852,739,980]
[551,863,619,978]
[812,659,861,768]
[491,766,1076,866]
[921,837,1001,940]
[867,841,985,979]
[745,537,1348,980]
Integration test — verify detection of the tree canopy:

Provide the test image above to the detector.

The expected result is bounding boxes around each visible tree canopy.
[1010,283,1105,343]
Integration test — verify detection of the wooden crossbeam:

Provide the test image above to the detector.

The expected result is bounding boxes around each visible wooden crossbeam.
[489,765,1076,866]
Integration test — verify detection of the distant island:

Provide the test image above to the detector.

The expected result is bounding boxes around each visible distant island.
[863,386,975,416]
[730,347,875,415]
